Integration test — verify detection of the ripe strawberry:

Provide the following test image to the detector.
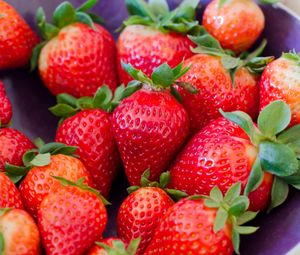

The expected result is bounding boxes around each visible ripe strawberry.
[117,0,200,84]
[112,62,194,185]
[0,208,40,255]
[0,81,12,126]
[260,52,300,126]
[170,100,300,211]
[177,29,273,133]
[0,172,23,209]
[0,128,34,171]
[0,0,39,70]
[144,183,258,255]
[38,177,108,255]
[31,0,118,97]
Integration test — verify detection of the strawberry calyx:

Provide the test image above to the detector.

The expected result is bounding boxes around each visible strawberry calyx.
[189,27,274,86]
[127,169,188,201]
[96,237,141,255]
[31,0,103,71]
[120,0,200,35]
[4,139,77,184]
[218,0,278,9]
[220,100,300,211]
[190,183,259,254]
[282,50,300,67]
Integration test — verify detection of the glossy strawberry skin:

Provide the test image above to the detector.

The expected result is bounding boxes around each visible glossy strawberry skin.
[0,128,35,171]
[0,209,40,255]
[144,198,233,255]
[112,88,190,185]
[0,172,23,209]
[39,23,118,97]
[117,187,174,254]
[55,109,120,197]
[38,185,107,255]
[19,154,93,218]
[0,0,39,69]
[117,25,194,85]
[260,57,300,126]
[87,238,120,255]
[203,0,265,54]
[170,117,273,211]
[178,54,259,133]
[0,81,12,125]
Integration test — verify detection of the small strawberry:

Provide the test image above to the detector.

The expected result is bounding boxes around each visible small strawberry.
[177,28,273,133]
[170,100,300,212]
[0,0,39,70]
[31,0,118,97]
[0,172,23,209]
[112,62,194,185]
[144,183,258,255]
[117,0,200,84]
[260,52,300,126]
[0,208,40,255]
[0,81,12,126]
[0,128,35,171]
[38,177,109,255]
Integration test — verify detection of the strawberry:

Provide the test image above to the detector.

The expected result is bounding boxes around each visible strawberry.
[0,128,35,171]
[0,208,40,255]
[170,100,300,212]
[0,172,23,209]
[38,177,108,255]
[112,62,194,185]
[0,81,12,126]
[0,0,39,70]
[177,28,273,133]
[117,0,200,84]
[31,0,118,97]
[260,52,300,126]
[144,183,258,255]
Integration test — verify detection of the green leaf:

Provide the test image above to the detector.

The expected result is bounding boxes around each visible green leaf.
[125,0,155,20]
[152,63,175,87]
[93,86,113,109]
[228,196,249,216]
[237,211,259,225]
[39,142,66,154]
[232,227,240,254]
[119,82,142,101]
[127,237,141,255]
[87,12,104,24]
[259,0,279,4]
[148,0,169,16]
[246,56,275,74]
[76,12,95,29]
[278,124,300,144]
[76,0,98,12]
[0,232,4,255]
[52,1,77,28]
[43,23,60,40]
[23,150,38,166]
[34,138,45,149]
[204,198,220,208]
[214,207,228,233]
[51,145,77,156]
[57,93,78,107]
[218,0,230,9]
[268,176,289,212]
[165,189,188,201]
[159,171,170,188]
[77,97,94,109]
[30,42,46,71]
[36,6,46,30]
[127,186,139,194]
[210,186,223,202]
[173,63,191,80]
[121,62,152,85]
[30,153,51,167]
[224,182,241,204]
[49,104,78,118]
[282,51,300,67]
[4,164,30,183]
[170,86,182,103]
[244,39,267,62]
[244,157,264,196]
[258,100,291,138]
[234,225,259,234]
[221,56,241,70]
[178,0,200,9]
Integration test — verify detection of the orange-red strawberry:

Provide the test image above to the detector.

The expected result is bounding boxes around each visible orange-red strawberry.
[0,81,12,126]
[117,0,200,84]
[0,208,40,255]
[0,0,39,70]
[31,0,118,97]
[38,177,108,255]
[144,183,258,255]
[260,52,300,126]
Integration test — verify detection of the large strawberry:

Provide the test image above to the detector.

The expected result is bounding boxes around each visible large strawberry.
[0,208,40,255]
[0,0,39,70]
[260,52,300,126]
[117,0,200,85]
[177,28,273,133]
[112,62,194,185]
[0,81,12,126]
[145,183,258,255]
[170,100,300,212]
[38,177,108,255]
[31,0,118,97]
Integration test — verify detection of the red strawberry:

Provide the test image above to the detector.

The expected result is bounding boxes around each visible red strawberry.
[144,183,258,255]
[0,208,40,255]
[170,100,300,211]
[260,52,300,126]
[38,177,108,255]
[202,0,265,54]
[0,81,12,126]
[112,62,193,185]
[0,128,34,171]
[0,0,39,70]
[0,172,23,209]
[31,1,118,97]
[117,0,200,84]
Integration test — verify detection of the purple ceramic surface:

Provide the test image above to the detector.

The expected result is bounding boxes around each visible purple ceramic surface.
[1,1,300,254]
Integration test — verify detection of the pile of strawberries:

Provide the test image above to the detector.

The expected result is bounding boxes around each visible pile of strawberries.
[0,0,300,254]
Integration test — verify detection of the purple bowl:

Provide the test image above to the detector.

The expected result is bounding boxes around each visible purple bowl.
[1,1,300,254]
